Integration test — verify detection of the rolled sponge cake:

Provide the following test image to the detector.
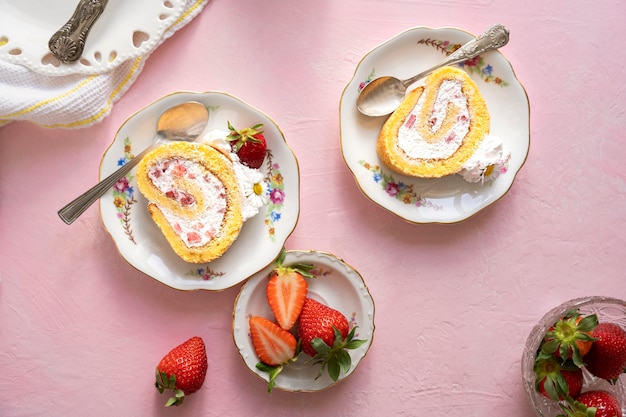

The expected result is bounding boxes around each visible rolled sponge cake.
[136,141,243,263]
[376,66,490,178]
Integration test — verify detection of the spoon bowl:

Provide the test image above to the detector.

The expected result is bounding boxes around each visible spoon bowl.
[356,24,510,117]
[58,101,209,224]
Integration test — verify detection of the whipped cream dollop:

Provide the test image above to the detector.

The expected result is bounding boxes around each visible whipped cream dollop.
[457,134,511,183]
[397,80,470,160]
[200,130,268,220]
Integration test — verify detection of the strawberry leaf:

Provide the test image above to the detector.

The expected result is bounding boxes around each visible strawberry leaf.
[274,247,316,279]
[308,326,367,381]
[256,362,285,394]
[336,349,352,373]
[327,360,340,382]
[311,337,331,355]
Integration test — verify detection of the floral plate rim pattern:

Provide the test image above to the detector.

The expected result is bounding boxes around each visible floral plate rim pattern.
[99,91,300,291]
[339,26,531,224]
[232,250,376,392]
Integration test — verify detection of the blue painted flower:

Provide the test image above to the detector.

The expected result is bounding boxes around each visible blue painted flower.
[117,157,128,167]
[482,64,493,75]
[270,211,282,222]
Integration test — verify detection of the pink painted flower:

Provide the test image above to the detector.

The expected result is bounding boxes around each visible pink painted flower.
[385,182,400,196]
[464,56,481,67]
[114,177,130,192]
[270,188,285,204]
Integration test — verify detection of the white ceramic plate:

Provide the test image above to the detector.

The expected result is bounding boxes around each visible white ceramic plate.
[0,0,186,75]
[99,91,300,291]
[340,26,530,224]
[232,250,375,392]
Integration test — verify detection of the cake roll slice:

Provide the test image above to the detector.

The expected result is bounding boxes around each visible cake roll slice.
[376,66,490,178]
[137,141,243,263]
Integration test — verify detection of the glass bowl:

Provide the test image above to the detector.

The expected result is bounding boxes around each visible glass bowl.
[522,296,626,417]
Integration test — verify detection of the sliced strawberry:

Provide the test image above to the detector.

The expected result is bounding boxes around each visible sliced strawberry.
[249,316,298,393]
[249,316,296,366]
[266,249,315,330]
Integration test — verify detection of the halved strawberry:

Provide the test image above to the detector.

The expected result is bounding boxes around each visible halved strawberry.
[249,316,297,393]
[266,249,315,330]
[542,309,598,367]
[226,121,267,168]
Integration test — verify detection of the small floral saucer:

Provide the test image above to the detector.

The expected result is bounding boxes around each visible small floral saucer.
[340,26,530,224]
[232,250,375,392]
[99,91,300,291]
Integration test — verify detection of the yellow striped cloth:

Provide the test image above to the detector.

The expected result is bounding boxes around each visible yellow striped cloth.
[0,0,209,129]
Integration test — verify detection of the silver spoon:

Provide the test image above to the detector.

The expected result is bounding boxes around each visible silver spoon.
[356,24,510,117]
[58,101,209,225]
[49,0,109,63]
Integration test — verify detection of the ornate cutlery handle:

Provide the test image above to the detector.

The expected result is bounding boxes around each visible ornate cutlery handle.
[48,0,108,63]
[401,24,510,88]
[443,24,510,66]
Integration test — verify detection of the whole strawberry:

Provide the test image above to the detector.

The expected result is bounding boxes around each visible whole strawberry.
[534,351,583,400]
[585,322,626,381]
[226,121,267,168]
[542,309,598,367]
[155,336,208,407]
[558,390,622,417]
[297,298,367,381]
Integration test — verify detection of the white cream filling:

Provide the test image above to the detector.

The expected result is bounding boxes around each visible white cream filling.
[148,158,227,248]
[397,80,470,160]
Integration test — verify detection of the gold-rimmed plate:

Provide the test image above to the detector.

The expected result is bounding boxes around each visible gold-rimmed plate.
[340,26,530,224]
[99,91,300,291]
[232,250,375,392]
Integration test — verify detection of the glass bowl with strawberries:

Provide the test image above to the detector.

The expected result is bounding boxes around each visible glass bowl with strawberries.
[232,249,375,393]
[522,296,626,417]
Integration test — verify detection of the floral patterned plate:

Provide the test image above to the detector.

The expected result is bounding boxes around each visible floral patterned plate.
[99,91,300,291]
[232,250,375,392]
[339,26,530,224]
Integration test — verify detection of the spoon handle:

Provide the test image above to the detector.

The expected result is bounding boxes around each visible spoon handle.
[48,0,109,63]
[58,141,157,224]
[402,24,510,88]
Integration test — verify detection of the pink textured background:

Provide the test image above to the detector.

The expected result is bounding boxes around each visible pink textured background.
[1,1,626,416]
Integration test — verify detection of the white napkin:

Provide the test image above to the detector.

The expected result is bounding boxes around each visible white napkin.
[0,0,209,129]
